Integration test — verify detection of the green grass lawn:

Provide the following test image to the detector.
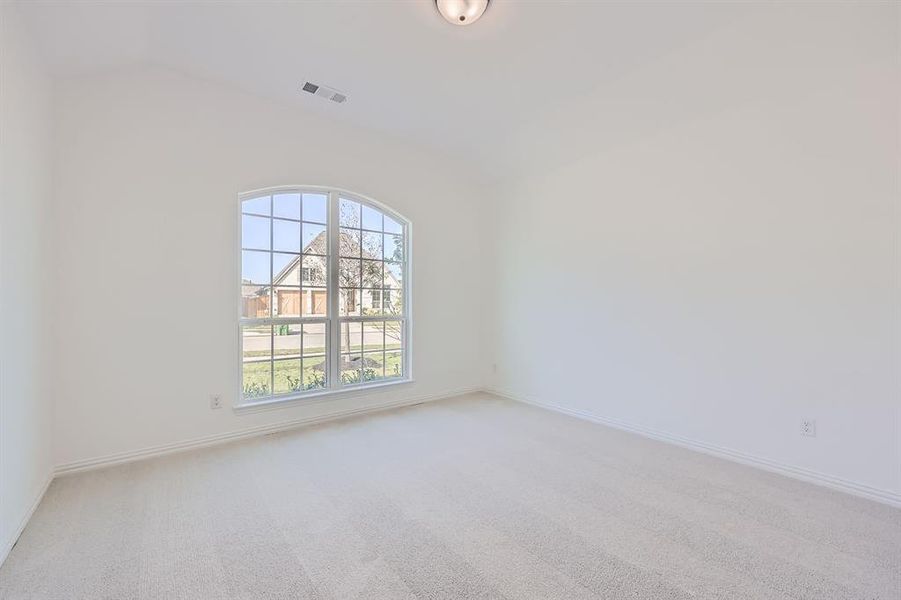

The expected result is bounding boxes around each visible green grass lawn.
[243,351,403,399]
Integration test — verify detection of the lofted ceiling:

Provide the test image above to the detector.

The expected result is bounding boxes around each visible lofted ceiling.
[14,1,865,182]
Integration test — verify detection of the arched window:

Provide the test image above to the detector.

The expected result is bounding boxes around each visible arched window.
[239,187,410,405]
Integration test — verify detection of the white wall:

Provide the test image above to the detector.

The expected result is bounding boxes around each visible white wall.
[0,4,55,561]
[11,1,899,510]
[52,67,486,467]
[486,3,901,499]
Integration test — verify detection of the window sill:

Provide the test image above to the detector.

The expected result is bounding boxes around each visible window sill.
[233,377,414,415]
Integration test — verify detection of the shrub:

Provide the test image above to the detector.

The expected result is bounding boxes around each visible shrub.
[243,381,270,398]
[286,371,325,391]
[341,368,377,384]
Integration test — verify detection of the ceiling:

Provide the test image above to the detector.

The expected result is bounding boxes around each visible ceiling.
[15,1,786,181]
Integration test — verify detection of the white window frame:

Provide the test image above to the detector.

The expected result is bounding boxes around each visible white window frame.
[237,186,412,412]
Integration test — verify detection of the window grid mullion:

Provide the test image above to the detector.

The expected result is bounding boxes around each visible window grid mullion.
[269,194,275,396]
[240,316,327,326]
[358,322,364,382]
[404,221,409,377]
[327,191,341,390]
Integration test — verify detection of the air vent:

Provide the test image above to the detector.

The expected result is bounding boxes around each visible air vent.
[301,81,347,104]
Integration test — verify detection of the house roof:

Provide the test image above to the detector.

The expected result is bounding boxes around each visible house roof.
[271,230,400,288]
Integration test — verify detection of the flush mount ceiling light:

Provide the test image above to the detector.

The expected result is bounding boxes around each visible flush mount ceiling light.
[435,0,490,26]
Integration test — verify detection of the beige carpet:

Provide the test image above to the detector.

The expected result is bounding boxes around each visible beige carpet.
[1,393,898,599]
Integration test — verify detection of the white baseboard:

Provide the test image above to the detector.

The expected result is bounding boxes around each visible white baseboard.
[0,471,53,569]
[12,385,893,574]
[55,387,481,476]
[487,387,901,508]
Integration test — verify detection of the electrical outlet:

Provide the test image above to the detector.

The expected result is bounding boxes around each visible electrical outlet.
[800,419,816,437]
[210,395,222,410]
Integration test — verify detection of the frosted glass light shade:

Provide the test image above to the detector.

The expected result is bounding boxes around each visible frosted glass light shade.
[435,0,490,26]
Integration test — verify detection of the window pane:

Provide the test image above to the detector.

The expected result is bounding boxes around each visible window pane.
[303,355,327,390]
[302,255,327,286]
[242,287,270,318]
[273,192,301,220]
[339,258,361,288]
[363,321,385,352]
[384,214,403,234]
[303,193,327,224]
[273,323,301,357]
[384,288,403,316]
[243,324,272,356]
[384,261,403,289]
[303,223,326,253]
[340,353,363,384]
[273,286,301,317]
[273,358,302,394]
[242,215,270,250]
[361,231,382,259]
[362,260,382,288]
[363,351,385,381]
[339,228,361,257]
[384,233,404,262]
[242,195,270,216]
[272,253,299,285]
[272,324,301,394]
[303,288,328,316]
[341,321,363,353]
[241,250,271,319]
[303,323,326,356]
[242,325,272,400]
[362,205,382,231]
[385,350,403,379]
[339,198,361,228]
[362,289,382,316]
[384,320,403,350]
[380,290,394,314]
[272,219,301,253]
[339,288,360,316]
[242,250,270,286]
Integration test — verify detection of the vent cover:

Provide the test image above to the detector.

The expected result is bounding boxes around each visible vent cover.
[301,81,347,104]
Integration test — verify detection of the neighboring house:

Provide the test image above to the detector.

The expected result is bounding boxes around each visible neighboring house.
[243,230,401,318]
